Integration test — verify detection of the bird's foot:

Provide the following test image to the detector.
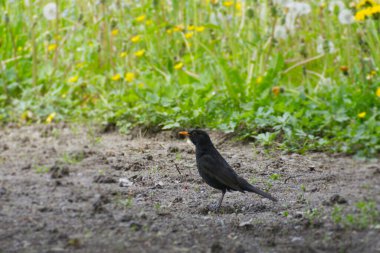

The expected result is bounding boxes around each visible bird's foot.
[207,203,221,212]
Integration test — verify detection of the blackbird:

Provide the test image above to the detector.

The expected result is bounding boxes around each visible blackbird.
[179,130,277,211]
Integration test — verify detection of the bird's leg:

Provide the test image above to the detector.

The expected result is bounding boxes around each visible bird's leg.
[216,190,226,211]
[207,190,226,212]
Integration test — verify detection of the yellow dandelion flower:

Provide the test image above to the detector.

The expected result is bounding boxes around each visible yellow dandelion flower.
[46,112,56,124]
[174,62,184,70]
[211,0,219,4]
[125,72,135,82]
[166,28,173,34]
[372,5,380,14]
[236,2,242,11]
[185,32,194,39]
[135,15,146,22]
[376,87,380,97]
[358,112,366,118]
[112,74,121,81]
[21,110,33,121]
[173,25,184,32]
[137,83,145,88]
[223,1,234,7]
[354,5,380,21]
[366,70,376,80]
[356,0,377,9]
[145,20,153,26]
[354,11,367,21]
[120,52,128,58]
[131,35,141,43]
[68,76,79,83]
[188,25,195,31]
[134,49,145,57]
[195,26,205,32]
[256,76,263,85]
[48,44,57,51]
[111,29,119,36]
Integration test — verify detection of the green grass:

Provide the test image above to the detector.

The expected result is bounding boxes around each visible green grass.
[117,196,134,209]
[1,1,379,157]
[332,200,380,229]
[34,164,49,174]
[60,151,85,165]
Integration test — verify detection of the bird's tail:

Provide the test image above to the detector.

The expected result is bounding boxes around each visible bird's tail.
[238,177,278,202]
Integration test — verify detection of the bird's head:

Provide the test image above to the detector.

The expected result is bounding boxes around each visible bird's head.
[179,129,212,147]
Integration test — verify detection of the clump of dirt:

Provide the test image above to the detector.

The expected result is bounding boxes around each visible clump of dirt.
[50,165,70,179]
[0,124,379,253]
[93,175,117,184]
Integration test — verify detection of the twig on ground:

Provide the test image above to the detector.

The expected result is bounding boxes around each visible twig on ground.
[174,163,182,175]
[284,175,300,184]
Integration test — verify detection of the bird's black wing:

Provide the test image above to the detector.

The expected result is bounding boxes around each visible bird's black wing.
[198,154,243,191]
[199,154,278,201]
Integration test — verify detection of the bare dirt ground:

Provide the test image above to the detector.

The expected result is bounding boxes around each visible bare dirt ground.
[0,124,379,253]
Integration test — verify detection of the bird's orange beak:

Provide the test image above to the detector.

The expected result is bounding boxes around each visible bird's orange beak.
[179,131,190,136]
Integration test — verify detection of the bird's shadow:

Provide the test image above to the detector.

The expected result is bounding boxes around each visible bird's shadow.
[198,202,269,215]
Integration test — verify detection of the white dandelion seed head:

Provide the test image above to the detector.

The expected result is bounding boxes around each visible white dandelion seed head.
[61,9,69,18]
[317,44,324,54]
[338,9,354,24]
[260,3,267,24]
[329,42,335,53]
[328,1,345,12]
[43,2,57,20]
[274,25,288,40]
[273,0,292,5]
[285,2,311,16]
[283,2,311,33]
[109,3,117,11]
[317,36,324,54]
[297,3,311,15]
[285,12,297,33]
[318,77,333,86]
[210,12,226,26]
[210,13,218,25]
[317,36,335,54]
[165,0,173,7]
